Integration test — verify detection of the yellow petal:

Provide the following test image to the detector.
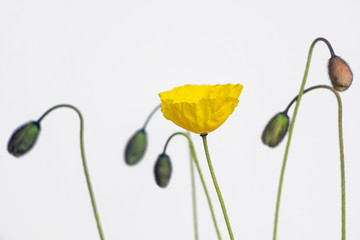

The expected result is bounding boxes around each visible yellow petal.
[159,84,243,134]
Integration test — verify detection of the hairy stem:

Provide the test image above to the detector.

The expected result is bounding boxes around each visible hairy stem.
[281,85,346,239]
[273,37,336,240]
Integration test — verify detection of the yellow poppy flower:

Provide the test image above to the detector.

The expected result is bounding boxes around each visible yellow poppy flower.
[159,84,243,134]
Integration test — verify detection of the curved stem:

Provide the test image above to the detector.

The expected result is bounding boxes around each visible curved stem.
[142,104,161,129]
[38,104,105,240]
[164,132,222,240]
[317,37,336,57]
[286,85,337,111]
[201,134,234,240]
[273,37,335,240]
[282,85,346,239]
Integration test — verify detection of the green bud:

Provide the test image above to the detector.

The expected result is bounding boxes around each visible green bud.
[154,153,172,188]
[328,56,353,92]
[262,112,289,148]
[125,129,147,165]
[8,121,40,157]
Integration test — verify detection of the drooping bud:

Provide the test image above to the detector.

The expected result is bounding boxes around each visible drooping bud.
[262,112,289,148]
[328,56,353,92]
[8,121,41,157]
[154,153,172,188]
[125,129,147,165]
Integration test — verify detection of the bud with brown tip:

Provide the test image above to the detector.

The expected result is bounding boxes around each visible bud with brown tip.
[328,56,353,92]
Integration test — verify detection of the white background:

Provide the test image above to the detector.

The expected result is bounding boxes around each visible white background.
[1,0,360,239]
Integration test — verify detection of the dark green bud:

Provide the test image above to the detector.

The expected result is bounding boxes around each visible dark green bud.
[154,153,172,188]
[125,129,147,165]
[262,112,289,148]
[8,121,40,157]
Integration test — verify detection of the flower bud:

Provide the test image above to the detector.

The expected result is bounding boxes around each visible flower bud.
[328,56,353,92]
[125,129,147,165]
[154,153,172,188]
[262,112,289,148]
[8,121,40,157]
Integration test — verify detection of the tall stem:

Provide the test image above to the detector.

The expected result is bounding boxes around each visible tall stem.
[201,134,234,240]
[282,85,346,239]
[38,104,105,240]
[164,132,222,240]
[189,133,199,240]
[273,37,334,240]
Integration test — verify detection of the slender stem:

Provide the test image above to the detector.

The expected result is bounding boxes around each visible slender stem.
[164,132,222,240]
[317,37,336,57]
[272,37,339,240]
[285,85,346,239]
[142,104,161,129]
[189,132,199,240]
[286,85,338,111]
[284,85,339,113]
[38,104,105,240]
[337,93,346,240]
[201,134,234,240]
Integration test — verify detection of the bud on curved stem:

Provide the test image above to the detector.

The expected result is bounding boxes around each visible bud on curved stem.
[10,104,106,240]
[271,39,348,240]
[262,112,290,147]
[154,153,172,188]
[162,132,222,240]
[125,129,147,165]
[8,121,40,157]
[124,104,160,165]
[328,56,353,91]
[272,85,346,240]
[272,37,333,240]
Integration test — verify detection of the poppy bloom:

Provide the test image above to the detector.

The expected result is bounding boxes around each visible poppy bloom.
[159,84,243,134]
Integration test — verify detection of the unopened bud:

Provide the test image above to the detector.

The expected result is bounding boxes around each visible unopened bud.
[8,121,40,157]
[125,129,147,165]
[154,153,172,188]
[262,112,289,148]
[328,56,353,92]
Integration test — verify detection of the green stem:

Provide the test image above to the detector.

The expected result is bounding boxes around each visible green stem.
[201,134,234,240]
[272,37,340,240]
[164,132,222,240]
[38,104,105,240]
[142,104,161,129]
[318,37,336,57]
[282,85,346,239]
[189,133,199,240]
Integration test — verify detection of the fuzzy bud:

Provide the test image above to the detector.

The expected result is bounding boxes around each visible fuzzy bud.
[328,56,353,92]
[262,112,289,148]
[8,121,40,157]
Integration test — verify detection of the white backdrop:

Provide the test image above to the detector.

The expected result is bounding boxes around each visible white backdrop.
[1,0,360,239]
